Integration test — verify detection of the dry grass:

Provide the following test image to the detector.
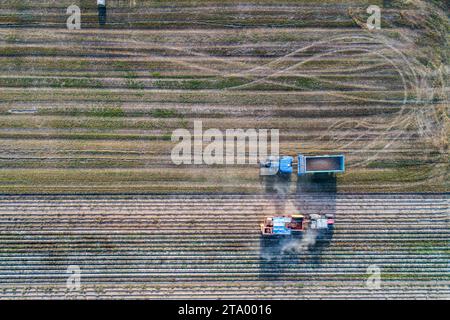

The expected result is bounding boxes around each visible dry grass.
[0,0,447,194]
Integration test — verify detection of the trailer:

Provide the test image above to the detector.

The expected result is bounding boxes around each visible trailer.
[297,154,345,175]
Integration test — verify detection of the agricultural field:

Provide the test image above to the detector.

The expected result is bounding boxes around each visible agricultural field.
[0,0,448,299]
[0,0,447,193]
[0,193,448,299]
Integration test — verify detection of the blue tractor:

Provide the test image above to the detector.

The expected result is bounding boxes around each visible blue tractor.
[260,156,293,175]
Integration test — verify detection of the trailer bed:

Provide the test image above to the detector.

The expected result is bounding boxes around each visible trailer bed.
[298,154,345,175]
[306,157,342,171]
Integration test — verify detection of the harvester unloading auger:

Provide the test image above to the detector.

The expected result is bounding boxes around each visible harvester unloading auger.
[259,153,344,236]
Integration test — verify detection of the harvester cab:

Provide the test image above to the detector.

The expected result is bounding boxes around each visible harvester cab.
[309,214,328,229]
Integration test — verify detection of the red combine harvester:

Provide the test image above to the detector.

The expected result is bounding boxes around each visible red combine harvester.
[261,214,334,236]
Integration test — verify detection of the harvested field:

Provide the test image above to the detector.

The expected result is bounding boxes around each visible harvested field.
[0,0,448,301]
[0,0,448,193]
[0,193,448,299]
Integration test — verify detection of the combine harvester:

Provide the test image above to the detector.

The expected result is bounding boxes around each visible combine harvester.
[260,153,344,236]
[260,214,334,236]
